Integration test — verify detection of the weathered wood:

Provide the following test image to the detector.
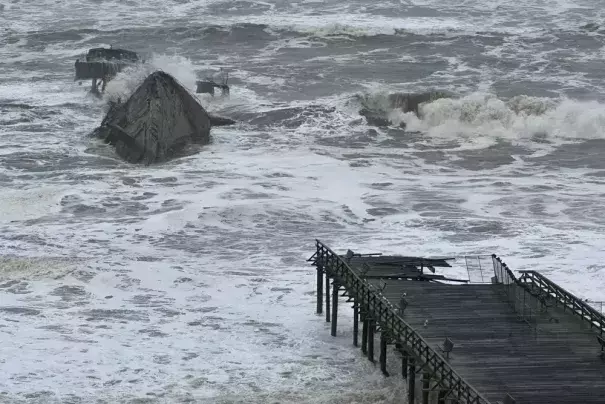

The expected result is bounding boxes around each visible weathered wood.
[344,255,458,282]
[422,372,430,404]
[401,349,408,379]
[353,303,359,346]
[361,313,368,355]
[368,319,375,363]
[366,278,605,404]
[316,265,323,314]
[345,255,453,268]
[380,334,389,376]
[331,280,338,336]
[75,47,139,82]
[313,241,605,404]
[408,356,416,404]
[325,271,330,323]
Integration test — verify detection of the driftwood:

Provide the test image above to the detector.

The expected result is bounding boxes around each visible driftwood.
[92,71,212,164]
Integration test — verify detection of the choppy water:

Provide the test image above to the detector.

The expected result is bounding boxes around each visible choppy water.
[2,0,605,403]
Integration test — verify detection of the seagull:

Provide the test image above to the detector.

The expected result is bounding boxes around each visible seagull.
[424,319,429,328]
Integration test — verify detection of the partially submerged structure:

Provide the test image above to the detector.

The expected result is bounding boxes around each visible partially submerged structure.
[75,47,142,95]
[358,91,452,128]
[196,68,230,96]
[91,71,213,164]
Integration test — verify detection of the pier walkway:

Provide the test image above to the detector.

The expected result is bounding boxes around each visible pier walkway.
[308,240,605,404]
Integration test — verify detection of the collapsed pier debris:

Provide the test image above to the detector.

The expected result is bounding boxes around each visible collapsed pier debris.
[74,47,142,96]
[358,91,452,128]
[196,68,230,96]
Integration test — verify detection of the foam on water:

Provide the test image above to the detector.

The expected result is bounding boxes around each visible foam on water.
[356,91,605,148]
[2,0,605,402]
[103,54,200,103]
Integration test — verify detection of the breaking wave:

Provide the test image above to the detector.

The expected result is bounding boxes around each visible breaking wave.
[103,53,200,103]
[358,91,605,144]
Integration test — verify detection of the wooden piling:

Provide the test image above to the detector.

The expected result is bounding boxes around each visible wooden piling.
[380,334,389,376]
[361,314,368,355]
[325,271,330,322]
[331,280,338,336]
[368,319,375,363]
[353,303,359,346]
[422,371,430,404]
[408,356,416,404]
[316,264,323,314]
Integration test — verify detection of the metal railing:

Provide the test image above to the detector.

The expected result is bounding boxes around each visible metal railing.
[587,300,605,315]
[464,255,493,284]
[518,270,605,336]
[491,256,605,336]
[314,240,491,404]
[491,255,542,327]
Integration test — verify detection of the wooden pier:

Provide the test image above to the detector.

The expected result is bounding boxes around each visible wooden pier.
[308,240,605,404]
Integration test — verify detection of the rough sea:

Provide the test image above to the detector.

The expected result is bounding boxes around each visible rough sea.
[2,0,605,403]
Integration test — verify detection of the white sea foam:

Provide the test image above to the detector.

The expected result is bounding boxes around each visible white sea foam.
[103,53,200,102]
[356,91,605,147]
[2,0,605,402]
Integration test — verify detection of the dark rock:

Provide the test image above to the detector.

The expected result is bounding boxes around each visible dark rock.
[91,71,212,164]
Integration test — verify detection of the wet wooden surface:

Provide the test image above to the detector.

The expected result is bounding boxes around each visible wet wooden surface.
[346,257,605,404]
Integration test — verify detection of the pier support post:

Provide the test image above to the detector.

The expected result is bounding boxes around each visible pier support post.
[408,356,416,404]
[316,264,323,314]
[353,303,359,347]
[361,313,368,355]
[397,344,408,379]
[331,280,339,336]
[380,334,389,376]
[325,271,330,322]
[437,390,447,404]
[368,319,375,363]
[422,372,430,404]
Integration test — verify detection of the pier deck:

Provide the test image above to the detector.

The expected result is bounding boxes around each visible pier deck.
[309,240,605,404]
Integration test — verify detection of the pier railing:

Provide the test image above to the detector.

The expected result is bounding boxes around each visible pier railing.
[491,256,605,336]
[587,300,605,315]
[519,270,605,336]
[491,255,540,326]
[314,239,490,404]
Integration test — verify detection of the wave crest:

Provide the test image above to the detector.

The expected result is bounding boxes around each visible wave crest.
[103,53,200,103]
[358,91,605,144]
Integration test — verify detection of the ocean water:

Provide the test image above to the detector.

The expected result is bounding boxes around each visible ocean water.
[1,0,605,402]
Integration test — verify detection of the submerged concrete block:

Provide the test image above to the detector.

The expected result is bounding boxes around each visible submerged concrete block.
[92,70,211,164]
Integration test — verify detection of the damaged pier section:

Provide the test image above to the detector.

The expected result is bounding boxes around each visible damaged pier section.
[308,240,605,404]
[75,47,141,95]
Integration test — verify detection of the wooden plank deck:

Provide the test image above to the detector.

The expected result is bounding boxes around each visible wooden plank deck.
[358,275,605,404]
